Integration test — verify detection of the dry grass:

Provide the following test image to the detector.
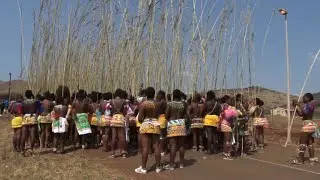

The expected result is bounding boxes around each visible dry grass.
[0,116,126,180]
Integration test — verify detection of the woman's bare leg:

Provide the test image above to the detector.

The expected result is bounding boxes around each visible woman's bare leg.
[111,127,117,155]
[13,128,18,152]
[152,134,161,168]
[212,127,217,153]
[140,134,149,169]
[118,128,127,155]
[53,133,58,152]
[102,127,110,152]
[59,133,65,153]
[223,132,232,159]
[205,126,213,154]
[192,128,198,150]
[159,129,166,155]
[21,126,28,151]
[178,136,186,167]
[16,128,22,151]
[30,125,37,150]
[45,124,51,148]
[169,137,177,167]
[297,132,308,163]
[91,125,98,148]
[40,124,45,149]
[308,134,315,159]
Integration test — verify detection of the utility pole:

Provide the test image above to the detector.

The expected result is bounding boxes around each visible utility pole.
[279,8,291,145]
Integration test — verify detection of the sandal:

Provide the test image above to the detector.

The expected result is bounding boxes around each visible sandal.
[199,146,204,152]
[156,167,163,173]
[109,153,115,158]
[223,153,233,160]
[309,157,319,162]
[192,146,197,152]
[135,166,147,174]
[163,164,175,171]
[291,159,302,165]
[122,153,127,159]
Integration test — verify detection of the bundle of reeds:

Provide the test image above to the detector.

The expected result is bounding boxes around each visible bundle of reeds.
[25,0,258,95]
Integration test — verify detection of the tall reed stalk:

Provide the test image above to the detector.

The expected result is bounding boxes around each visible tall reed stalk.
[27,0,257,95]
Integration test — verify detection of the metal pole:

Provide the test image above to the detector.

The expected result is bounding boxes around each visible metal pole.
[8,73,12,103]
[284,14,291,144]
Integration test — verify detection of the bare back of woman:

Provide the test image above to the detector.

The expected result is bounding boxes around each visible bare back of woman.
[188,93,204,152]
[164,89,187,170]
[203,91,221,154]
[72,90,91,149]
[39,93,54,149]
[110,89,127,158]
[21,90,37,152]
[155,90,167,156]
[135,87,162,174]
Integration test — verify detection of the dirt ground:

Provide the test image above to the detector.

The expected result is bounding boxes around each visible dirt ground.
[0,114,319,180]
[0,115,126,180]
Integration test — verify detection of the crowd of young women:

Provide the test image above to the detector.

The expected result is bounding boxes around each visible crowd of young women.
[8,85,318,174]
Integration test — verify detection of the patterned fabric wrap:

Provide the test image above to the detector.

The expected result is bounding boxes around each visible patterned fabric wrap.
[224,106,238,119]
[221,120,232,132]
[22,114,37,125]
[158,114,167,129]
[104,102,112,116]
[38,114,52,124]
[220,104,237,132]
[75,113,92,135]
[126,104,134,116]
[9,102,22,115]
[167,119,187,137]
[139,118,161,134]
[191,118,204,128]
[204,115,219,127]
[235,117,249,136]
[102,115,112,127]
[90,112,101,126]
[52,117,68,133]
[303,103,315,115]
[11,116,23,128]
[301,120,317,133]
[253,117,269,127]
[111,114,125,127]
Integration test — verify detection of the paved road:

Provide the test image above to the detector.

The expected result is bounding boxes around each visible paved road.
[84,143,320,180]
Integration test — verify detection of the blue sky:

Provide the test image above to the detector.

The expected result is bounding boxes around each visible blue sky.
[1,0,320,94]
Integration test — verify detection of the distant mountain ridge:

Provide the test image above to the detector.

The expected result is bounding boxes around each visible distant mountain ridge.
[213,86,299,111]
[0,80,26,98]
[312,92,320,100]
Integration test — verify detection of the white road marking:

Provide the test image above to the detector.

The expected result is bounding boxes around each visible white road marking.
[245,157,320,176]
